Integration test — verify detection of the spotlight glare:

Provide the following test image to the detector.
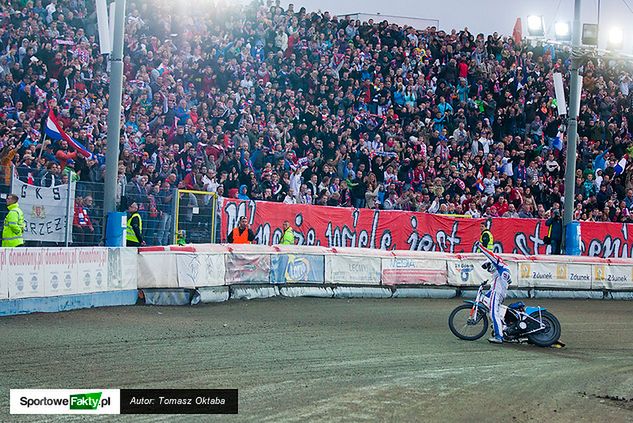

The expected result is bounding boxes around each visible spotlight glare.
[609,27,623,48]
[554,22,570,38]
[527,15,544,37]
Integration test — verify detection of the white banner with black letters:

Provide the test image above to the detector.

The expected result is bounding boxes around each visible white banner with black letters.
[11,178,75,243]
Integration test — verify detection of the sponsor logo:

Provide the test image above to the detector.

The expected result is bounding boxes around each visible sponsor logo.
[95,271,103,287]
[569,273,590,281]
[520,263,531,279]
[64,273,72,288]
[607,274,628,282]
[30,275,38,290]
[594,266,606,281]
[83,272,91,287]
[51,274,59,289]
[556,264,567,280]
[16,276,24,291]
[285,255,310,282]
[393,259,415,269]
[349,263,368,272]
[531,271,553,279]
[453,263,474,282]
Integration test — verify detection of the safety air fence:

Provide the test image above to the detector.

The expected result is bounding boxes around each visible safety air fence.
[0,247,138,316]
[135,244,633,306]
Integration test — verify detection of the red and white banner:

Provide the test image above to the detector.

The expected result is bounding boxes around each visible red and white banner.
[221,199,633,258]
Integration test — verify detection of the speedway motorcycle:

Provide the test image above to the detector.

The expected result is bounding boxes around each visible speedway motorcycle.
[448,281,562,347]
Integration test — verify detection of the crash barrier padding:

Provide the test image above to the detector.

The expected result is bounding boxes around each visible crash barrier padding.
[278,286,334,298]
[142,288,194,306]
[192,286,230,304]
[391,288,457,298]
[607,291,633,300]
[230,285,279,300]
[136,244,633,298]
[332,286,393,298]
[532,290,605,300]
[0,247,139,316]
[8,245,632,316]
[504,290,532,299]
[0,290,138,316]
[460,288,531,299]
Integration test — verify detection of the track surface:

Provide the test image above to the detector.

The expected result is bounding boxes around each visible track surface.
[1,298,632,422]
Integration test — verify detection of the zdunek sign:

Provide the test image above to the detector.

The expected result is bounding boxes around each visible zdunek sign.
[223,199,633,258]
[11,178,75,243]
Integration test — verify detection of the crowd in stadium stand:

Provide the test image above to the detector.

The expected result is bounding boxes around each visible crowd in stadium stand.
[2,0,633,246]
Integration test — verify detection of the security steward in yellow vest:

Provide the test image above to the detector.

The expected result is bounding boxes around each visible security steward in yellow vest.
[280,220,295,245]
[126,202,145,247]
[479,222,494,250]
[2,194,25,247]
[227,216,255,244]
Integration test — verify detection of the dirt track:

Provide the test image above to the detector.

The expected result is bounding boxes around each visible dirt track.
[1,298,632,422]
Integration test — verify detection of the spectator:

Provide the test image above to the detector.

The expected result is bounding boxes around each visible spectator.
[227,216,255,244]
[73,196,94,244]
[0,0,630,251]
[545,209,563,255]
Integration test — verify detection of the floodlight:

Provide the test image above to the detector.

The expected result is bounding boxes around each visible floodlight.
[582,23,599,46]
[608,27,623,49]
[554,22,571,41]
[527,15,545,37]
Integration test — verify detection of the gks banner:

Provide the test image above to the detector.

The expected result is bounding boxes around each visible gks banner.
[11,178,75,243]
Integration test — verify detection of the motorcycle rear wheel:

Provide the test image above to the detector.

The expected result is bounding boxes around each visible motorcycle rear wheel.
[448,304,489,341]
[526,310,561,347]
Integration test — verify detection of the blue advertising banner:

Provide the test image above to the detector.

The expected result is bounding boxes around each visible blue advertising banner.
[270,254,325,284]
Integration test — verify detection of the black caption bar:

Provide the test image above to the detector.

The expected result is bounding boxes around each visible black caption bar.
[120,389,238,414]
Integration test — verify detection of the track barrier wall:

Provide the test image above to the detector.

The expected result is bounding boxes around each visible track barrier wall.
[135,244,633,305]
[0,247,138,316]
[2,244,633,315]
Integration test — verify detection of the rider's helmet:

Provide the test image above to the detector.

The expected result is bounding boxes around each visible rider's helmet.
[482,261,494,273]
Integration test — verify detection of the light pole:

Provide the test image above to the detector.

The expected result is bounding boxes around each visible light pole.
[562,0,582,238]
[103,0,126,218]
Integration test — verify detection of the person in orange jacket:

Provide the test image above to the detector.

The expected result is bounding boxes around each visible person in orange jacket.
[227,216,255,244]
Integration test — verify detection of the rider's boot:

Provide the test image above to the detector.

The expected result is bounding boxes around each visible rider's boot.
[488,336,503,344]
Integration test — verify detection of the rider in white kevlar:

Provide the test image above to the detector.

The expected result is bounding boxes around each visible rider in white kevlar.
[476,241,512,344]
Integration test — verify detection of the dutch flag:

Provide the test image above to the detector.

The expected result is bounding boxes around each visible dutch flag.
[44,110,94,159]
[614,156,628,175]
[475,166,485,192]
[552,126,565,151]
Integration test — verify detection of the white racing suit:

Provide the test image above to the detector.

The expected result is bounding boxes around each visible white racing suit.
[479,244,512,340]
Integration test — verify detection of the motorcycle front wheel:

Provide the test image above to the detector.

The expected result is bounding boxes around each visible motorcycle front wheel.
[526,310,561,347]
[448,304,489,341]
